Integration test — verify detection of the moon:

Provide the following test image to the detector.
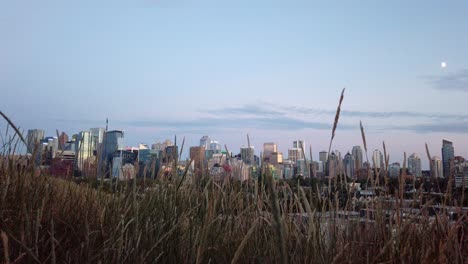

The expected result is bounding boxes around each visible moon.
[441,62,447,68]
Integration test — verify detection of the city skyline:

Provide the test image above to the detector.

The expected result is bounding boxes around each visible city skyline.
[1,1,468,168]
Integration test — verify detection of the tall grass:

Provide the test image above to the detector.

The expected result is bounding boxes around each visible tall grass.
[1,104,467,263]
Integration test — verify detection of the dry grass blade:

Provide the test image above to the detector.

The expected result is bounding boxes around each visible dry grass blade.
[1,231,10,264]
[231,218,259,264]
[328,88,345,155]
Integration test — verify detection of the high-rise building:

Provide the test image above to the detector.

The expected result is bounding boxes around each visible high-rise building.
[102,130,124,165]
[240,147,255,165]
[209,140,222,152]
[343,152,355,178]
[263,142,277,162]
[431,156,443,178]
[328,152,339,177]
[293,140,305,159]
[200,136,211,149]
[352,146,363,170]
[319,151,328,162]
[270,152,283,165]
[90,128,105,152]
[442,140,454,178]
[288,148,300,163]
[75,131,94,171]
[26,129,45,154]
[389,162,401,178]
[408,153,422,177]
[372,149,383,169]
[190,146,205,177]
[58,132,69,151]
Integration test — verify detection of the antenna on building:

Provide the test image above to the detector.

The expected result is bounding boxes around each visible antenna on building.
[105,118,108,132]
[247,134,251,149]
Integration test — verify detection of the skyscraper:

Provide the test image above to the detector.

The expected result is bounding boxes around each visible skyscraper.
[292,140,305,159]
[352,146,363,170]
[200,136,211,149]
[442,140,454,178]
[389,163,401,178]
[26,129,45,154]
[343,152,355,179]
[75,131,94,171]
[408,153,422,177]
[319,151,328,162]
[102,130,124,163]
[288,148,300,163]
[372,149,383,169]
[263,142,277,162]
[58,132,69,151]
[240,146,255,165]
[432,156,443,178]
[190,146,206,178]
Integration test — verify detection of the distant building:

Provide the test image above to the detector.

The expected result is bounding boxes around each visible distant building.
[352,146,363,171]
[288,148,300,164]
[408,153,422,177]
[75,131,94,172]
[26,129,45,154]
[442,139,454,178]
[164,145,179,164]
[270,152,283,165]
[343,152,355,179]
[454,161,468,188]
[190,146,206,178]
[293,140,305,159]
[389,162,401,178]
[101,130,124,175]
[319,151,328,162]
[431,156,443,178]
[328,152,339,177]
[240,146,255,165]
[372,149,384,169]
[263,142,277,162]
[199,136,211,149]
[58,132,69,151]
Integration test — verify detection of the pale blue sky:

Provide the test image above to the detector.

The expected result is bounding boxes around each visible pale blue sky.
[1,0,468,167]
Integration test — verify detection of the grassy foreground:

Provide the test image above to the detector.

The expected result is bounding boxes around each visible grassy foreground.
[0,161,467,264]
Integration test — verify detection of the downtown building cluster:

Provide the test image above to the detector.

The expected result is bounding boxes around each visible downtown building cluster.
[23,128,468,188]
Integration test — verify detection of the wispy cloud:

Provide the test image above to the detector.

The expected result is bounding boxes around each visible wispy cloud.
[389,122,468,134]
[123,116,352,132]
[427,68,468,91]
[203,104,468,120]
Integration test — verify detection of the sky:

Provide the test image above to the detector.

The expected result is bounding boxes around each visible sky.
[1,0,468,169]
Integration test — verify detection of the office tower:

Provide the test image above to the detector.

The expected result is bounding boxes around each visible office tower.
[293,140,305,159]
[151,140,172,153]
[263,142,277,161]
[102,130,124,163]
[389,163,401,178]
[372,149,384,169]
[190,146,206,178]
[240,146,255,165]
[343,152,355,178]
[209,140,222,152]
[288,148,300,163]
[319,151,328,162]
[26,129,45,154]
[408,153,422,177]
[270,152,283,165]
[40,137,59,165]
[75,131,94,171]
[58,132,69,150]
[352,146,363,170]
[442,140,454,178]
[200,136,211,149]
[90,127,105,152]
[165,145,179,164]
[328,152,339,177]
[431,156,443,178]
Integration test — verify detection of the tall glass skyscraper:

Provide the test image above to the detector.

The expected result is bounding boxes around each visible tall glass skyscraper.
[442,140,454,178]
[352,146,363,170]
